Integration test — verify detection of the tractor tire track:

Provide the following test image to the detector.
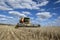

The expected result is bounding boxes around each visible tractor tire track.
[13,30,27,40]
[9,28,20,40]
[0,30,7,40]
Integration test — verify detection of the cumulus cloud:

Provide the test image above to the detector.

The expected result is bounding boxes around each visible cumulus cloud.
[0,14,17,24]
[0,14,14,19]
[38,9,45,11]
[58,16,60,19]
[0,0,49,10]
[7,16,14,19]
[52,17,60,26]
[0,18,7,20]
[36,12,52,19]
[0,6,13,10]
[55,0,60,4]
[0,14,6,18]
[22,11,32,15]
[9,11,26,17]
[36,1,49,7]
[52,13,57,16]
[0,1,13,10]
[46,16,60,26]
[53,7,60,10]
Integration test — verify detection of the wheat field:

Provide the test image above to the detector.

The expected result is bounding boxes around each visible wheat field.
[0,25,60,40]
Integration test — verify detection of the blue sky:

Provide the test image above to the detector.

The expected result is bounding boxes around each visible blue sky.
[0,0,60,26]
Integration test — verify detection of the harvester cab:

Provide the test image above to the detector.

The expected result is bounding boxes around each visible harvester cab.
[20,17,30,24]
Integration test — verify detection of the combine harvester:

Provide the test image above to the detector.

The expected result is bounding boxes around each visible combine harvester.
[15,17,40,28]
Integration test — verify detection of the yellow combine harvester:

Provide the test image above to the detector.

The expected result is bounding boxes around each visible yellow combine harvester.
[15,17,40,28]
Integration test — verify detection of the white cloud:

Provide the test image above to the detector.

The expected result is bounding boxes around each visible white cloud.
[0,0,49,10]
[36,12,52,19]
[30,17,34,20]
[36,1,49,7]
[38,9,45,11]
[22,11,31,15]
[55,0,60,4]
[52,13,57,16]
[0,14,6,18]
[7,16,14,19]
[0,1,13,10]
[0,14,17,24]
[0,18,7,20]
[0,14,14,19]
[9,11,26,17]
[58,16,60,19]
[46,16,60,26]
[53,7,60,10]
[0,6,13,10]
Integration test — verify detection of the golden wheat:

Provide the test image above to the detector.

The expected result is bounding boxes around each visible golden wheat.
[0,25,60,40]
